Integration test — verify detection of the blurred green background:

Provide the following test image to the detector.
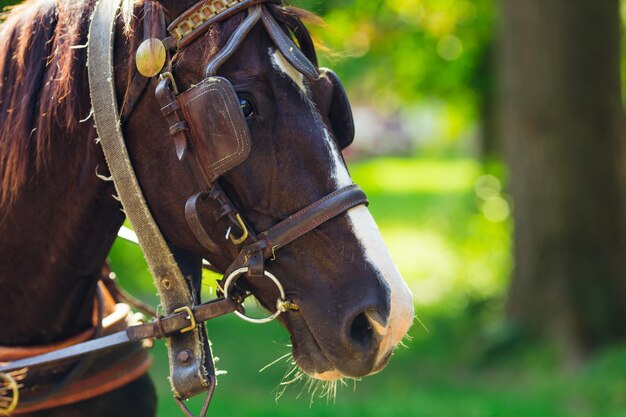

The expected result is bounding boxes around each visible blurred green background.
[4,0,625,415]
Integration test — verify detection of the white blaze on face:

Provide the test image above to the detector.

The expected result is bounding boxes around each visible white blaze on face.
[270,50,308,95]
[270,48,415,372]
[346,206,415,365]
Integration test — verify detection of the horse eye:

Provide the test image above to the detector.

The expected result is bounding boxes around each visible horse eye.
[239,97,255,118]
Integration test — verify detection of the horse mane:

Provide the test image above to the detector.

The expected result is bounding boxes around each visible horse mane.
[0,0,137,206]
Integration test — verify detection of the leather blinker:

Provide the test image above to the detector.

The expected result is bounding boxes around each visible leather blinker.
[322,68,355,150]
[177,77,252,184]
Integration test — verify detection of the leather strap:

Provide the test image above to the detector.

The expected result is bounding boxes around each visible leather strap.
[268,4,318,68]
[260,6,318,81]
[1,284,152,414]
[204,5,262,76]
[128,298,238,340]
[156,76,189,160]
[0,298,238,374]
[184,186,246,260]
[185,193,223,254]
[247,185,367,258]
[88,0,212,400]
[226,185,368,279]
[12,350,152,415]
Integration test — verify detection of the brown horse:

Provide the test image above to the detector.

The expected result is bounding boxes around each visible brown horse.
[0,0,414,415]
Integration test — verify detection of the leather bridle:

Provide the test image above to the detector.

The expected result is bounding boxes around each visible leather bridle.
[146,0,368,318]
[0,1,368,416]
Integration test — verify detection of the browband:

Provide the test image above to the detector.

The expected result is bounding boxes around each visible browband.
[168,0,280,49]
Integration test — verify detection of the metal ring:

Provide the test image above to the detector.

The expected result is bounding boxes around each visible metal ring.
[0,372,19,415]
[223,267,286,324]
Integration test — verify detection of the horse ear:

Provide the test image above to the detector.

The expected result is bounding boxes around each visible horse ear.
[323,69,355,150]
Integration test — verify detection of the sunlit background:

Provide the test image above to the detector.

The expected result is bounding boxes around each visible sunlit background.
[3,0,623,414]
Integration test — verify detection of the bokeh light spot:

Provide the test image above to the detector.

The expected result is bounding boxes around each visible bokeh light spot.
[482,197,511,223]
[437,35,463,61]
[475,175,502,200]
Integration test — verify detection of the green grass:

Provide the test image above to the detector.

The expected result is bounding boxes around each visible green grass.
[108,157,626,417]
[146,314,626,417]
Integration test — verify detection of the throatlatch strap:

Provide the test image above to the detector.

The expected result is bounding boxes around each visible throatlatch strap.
[87,0,212,400]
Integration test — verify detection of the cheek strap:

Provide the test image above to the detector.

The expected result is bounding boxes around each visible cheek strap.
[204,6,263,77]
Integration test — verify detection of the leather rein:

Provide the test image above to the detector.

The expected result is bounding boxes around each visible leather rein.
[0,1,367,416]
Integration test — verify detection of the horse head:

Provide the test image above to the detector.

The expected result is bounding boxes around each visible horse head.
[119,0,414,381]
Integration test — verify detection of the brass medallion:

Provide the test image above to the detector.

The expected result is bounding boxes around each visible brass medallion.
[135,38,166,78]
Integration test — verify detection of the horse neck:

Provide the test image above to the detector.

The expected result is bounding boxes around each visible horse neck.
[0,127,124,345]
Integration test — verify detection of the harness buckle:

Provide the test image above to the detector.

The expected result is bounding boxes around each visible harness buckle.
[276,299,299,313]
[173,306,196,333]
[228,213,249,245]
[159,71,179,95]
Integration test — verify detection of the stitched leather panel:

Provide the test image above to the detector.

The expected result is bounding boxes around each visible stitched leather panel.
[178,77,251,183]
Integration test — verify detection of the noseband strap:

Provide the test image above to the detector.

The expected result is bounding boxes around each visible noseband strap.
[238,185,368,279]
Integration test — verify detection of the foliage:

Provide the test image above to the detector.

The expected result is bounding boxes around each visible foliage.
[621,1,626,98]
[290,0,496,126]
[349,157,511,311]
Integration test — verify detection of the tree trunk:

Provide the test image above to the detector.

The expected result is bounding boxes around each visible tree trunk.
[501,0,626,361]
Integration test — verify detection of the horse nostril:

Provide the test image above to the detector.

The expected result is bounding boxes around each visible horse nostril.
[364,309,388,334]
[349,311,375,348]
